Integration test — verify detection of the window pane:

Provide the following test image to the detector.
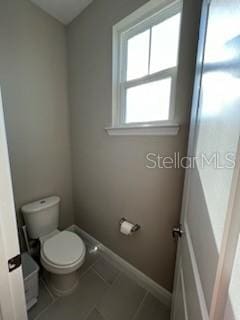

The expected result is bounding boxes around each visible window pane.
[127,29,150,81]
[150,13,181,74]
[126,78,172,123]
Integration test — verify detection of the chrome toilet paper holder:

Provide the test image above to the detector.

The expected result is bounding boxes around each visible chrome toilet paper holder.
[119,217,141,233]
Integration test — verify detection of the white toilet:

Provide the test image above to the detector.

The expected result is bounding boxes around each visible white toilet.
[22,196,86,296]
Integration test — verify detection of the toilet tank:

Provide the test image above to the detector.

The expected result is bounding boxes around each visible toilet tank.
[22,196,60,239]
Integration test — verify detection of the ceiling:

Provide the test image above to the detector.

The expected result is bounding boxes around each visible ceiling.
[30,0,93,25]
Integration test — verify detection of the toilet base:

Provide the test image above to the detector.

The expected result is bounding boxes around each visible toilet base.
[44,270,79,296]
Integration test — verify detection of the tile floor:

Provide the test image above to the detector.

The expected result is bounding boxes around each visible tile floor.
[28,241,170,320]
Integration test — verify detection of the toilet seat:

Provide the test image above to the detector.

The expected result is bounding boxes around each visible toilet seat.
[41,231,86,274]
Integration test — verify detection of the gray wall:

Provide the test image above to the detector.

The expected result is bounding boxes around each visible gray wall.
[67,0,201,291]
[0,0,74,238]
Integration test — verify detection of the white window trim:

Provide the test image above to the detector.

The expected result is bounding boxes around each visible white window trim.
[105,122,180,136]
[105,0,182,136]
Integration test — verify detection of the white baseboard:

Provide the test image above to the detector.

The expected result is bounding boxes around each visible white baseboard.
[67,224,172,308]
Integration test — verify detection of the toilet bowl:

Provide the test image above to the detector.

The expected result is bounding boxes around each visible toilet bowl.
[40,230,86,296]
[22,196,86,296]
[41,230,86,274]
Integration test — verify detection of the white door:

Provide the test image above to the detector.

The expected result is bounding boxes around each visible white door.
[171,0,240,319]
[0,89,27,320]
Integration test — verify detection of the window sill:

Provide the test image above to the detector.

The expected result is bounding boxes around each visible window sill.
[105,123,180,136]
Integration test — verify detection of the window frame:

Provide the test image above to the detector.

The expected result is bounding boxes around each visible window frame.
[107,0,183,136]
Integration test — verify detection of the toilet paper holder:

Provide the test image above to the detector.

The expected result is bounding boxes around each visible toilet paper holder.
[119,218,141,233]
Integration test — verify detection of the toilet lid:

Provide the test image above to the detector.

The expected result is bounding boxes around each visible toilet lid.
[42,231,85,266]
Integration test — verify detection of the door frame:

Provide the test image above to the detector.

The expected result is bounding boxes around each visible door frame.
[0,88,27,320]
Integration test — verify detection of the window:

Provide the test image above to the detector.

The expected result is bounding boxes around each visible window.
[106,0,182,136]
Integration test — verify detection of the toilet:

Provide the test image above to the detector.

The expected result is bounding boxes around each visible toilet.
[22,196,86,296]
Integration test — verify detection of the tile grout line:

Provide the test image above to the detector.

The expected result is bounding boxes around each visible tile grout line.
[82,304,102,320]
[78,262,98,280]
[82,304,107,320]
[82,306,96,320]
[90,254,103,269]
[81,262,120,320]
[33,298,56,320]
[90,258,122,286]
[88,267,123,320]
[131,290,149,320]
[89,266,113,287]
[93,253,119,269]
[92,268,146,320]
[91,255,123,280]
[95,308,106,320]
[106,267,123,287]
[91,262,148,319]
[40,278,56,301]
[31,280,57,320]
[33,303,51,320]
[34,261,99,320]
[32,248,101,318]
[33,250,154,320]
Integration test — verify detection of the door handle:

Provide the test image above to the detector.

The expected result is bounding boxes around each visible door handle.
[172,224,184,239]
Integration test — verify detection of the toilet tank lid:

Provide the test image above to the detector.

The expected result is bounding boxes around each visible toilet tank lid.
[22,196,60,214]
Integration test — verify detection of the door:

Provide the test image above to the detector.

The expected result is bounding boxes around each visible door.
[0,89,27,320]
[171,0,240,319]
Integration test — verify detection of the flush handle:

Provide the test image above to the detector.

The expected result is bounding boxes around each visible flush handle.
[172,224,184,239]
